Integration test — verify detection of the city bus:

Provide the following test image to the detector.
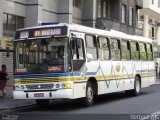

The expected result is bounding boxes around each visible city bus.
[13,23,155,107]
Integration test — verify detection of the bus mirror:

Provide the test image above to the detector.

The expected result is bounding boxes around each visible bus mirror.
[70,40,75,49]
[70,38,81,49]
[75,38,81,48]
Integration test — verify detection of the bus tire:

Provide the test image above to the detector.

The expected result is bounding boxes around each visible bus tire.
[83,81,94,107]
[125,76,141,96]
[133,76,141,96]
[36,99,50,108]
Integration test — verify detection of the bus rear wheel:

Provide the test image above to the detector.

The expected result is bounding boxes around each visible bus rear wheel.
[125,76,141,96]
[36,99,50,108]
[83,81,94,107]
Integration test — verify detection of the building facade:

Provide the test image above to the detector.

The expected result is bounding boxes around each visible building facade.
[139,0,160,55]
[0,0,160,83]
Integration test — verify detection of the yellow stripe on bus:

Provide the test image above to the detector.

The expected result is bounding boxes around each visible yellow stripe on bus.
[14,72,155,84]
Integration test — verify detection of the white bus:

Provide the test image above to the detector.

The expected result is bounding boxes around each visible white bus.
[13,23,155,107]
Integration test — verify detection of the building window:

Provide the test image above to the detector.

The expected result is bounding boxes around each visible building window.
[16,17,25,30]
[73,0,81,8]
[149,26,155,40]
[121,4,126,23]
[129,7,134,26]
[3,14,7,30]
[98,0,101,17]
[3,13,25,32]
[97,0,108,18]
[102,0,108,18]
[158,0,160,8]
[8,14,16,31]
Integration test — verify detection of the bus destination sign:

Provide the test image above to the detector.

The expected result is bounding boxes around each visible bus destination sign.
[20,31,29,39]
[15,26,67,40]
[34,28,61,37]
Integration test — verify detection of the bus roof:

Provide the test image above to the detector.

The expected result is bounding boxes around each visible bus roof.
[16,23,69,31]
[69,24,152,43]
[16,23,152,43]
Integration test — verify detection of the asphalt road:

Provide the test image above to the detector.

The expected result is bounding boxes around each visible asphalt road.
[1,84,160,120]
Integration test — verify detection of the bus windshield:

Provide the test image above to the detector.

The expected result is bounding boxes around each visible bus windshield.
[14,37,70,74]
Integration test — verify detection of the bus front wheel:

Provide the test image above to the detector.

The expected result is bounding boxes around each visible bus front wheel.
[83,81,94,106]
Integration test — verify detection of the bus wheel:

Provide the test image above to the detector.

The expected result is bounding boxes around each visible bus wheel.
[84,81,94,106]
[125,76,141,96]
[36,99,50,108]
[133,76,141,96]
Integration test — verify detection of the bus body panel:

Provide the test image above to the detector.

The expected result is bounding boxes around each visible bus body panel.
[13,89,73,99]
[122,61,134,91]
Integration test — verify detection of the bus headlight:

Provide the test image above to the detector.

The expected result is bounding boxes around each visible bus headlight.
[65,83,71,89]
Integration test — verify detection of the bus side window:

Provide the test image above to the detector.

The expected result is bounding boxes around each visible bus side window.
[131,42,140,60]
[85,35,97,60]
[110,38,121,60]
[147,44,153,61]
[71,38,85,71]
[121,40,131,60]
[98,37,110,60]
[71,38,85,60]
[139,42,147,61]
[77,39,85,60]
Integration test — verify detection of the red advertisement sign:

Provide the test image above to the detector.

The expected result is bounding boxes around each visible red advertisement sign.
[16,68,27,73]
[48,66,62,71]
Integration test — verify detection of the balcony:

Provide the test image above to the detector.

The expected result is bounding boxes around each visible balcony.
[139,0,160,21]
[96,18,143,36]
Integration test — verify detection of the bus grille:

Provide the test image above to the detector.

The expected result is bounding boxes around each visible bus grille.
[26,84,54,90]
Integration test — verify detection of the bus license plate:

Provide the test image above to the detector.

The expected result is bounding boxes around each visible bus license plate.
[34,93,44,97]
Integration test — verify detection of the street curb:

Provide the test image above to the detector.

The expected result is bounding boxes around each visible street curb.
[153,83,160,85]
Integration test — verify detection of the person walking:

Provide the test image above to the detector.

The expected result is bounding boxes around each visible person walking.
[0,64,9,97]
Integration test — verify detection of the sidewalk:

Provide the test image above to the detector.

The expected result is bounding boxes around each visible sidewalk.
[154,79,160,85]
[0,80,160,111]
[0,86,35,111]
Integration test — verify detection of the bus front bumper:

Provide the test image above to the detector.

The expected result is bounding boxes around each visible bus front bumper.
[13,89,73,99]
